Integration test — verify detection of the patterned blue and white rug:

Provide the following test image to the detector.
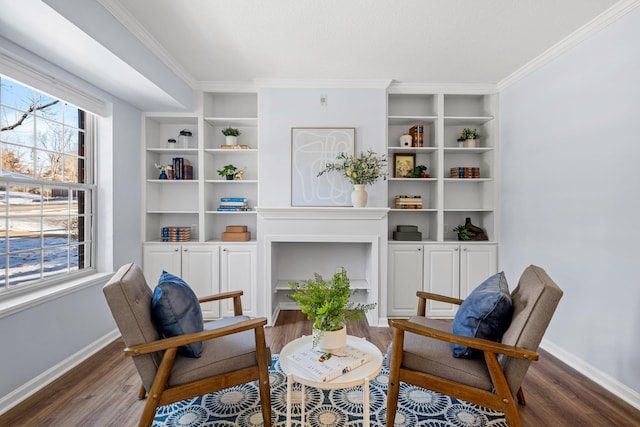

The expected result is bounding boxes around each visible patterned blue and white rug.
[153,355,506,426]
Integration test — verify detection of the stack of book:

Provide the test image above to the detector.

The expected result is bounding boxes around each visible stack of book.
[217,197,250,212]
[168,158,193,180]
[161,226,191,242]
[286,344,372,383]
[450,167,480,178]
[221,225,251,241]
[220,144,250,150]
[395,195,423,209]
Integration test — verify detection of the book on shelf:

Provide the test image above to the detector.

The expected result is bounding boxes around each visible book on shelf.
[286,344,372,383]
[220,197,247,202]
[219,201,248,206]
[216,206,251,212]
[220,144,250,149]
[395,203,423,209]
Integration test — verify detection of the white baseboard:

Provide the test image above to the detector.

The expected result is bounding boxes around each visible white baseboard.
[0,329,121,415]
[541,338,640,411]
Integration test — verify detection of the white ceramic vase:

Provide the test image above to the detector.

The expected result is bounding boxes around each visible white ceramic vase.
[314,326,347,352]
[351,184,368,208]
[225,135,238,146]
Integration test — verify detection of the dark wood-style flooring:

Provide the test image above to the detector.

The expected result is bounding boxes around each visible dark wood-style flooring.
[2,310,639,426]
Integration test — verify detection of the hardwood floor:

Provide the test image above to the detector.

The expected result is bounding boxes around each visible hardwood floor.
[2,311,639,426]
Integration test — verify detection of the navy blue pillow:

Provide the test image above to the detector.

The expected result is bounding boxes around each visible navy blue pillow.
[452,271,513,359]
[151,271,204,358]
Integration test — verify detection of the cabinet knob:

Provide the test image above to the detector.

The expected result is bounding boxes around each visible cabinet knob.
[174,248,179,252]
[455,248,459,252]
[463,248,467,251]
[183,248,188,252]
[417,248,421,251]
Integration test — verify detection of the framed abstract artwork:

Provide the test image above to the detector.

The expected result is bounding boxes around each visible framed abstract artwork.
[291,127,355,206]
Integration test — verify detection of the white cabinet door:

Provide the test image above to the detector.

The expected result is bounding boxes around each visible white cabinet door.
[220,244,257,317]
[142,243,181,287]
[181,244,220,319]
[388,244,424,317]
[423,245,460,318]
[459,244,497,299]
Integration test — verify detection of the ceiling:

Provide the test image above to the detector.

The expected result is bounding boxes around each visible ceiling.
[105,0,618,86]
[0,0,631,111]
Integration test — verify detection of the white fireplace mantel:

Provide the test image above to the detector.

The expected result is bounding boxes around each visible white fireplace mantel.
[256,207,390,220]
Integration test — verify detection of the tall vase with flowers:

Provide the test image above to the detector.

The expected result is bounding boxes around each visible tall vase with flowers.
[317,149,387,207]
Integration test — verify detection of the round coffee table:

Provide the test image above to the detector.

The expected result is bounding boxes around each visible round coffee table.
[280,335,383,427]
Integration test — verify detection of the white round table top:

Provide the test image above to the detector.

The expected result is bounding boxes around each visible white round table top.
[280,335,384,389]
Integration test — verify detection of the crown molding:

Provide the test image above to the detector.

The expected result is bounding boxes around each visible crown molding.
[388,82,498,94]
[98,0,197,89]
[195,81,259,93]
[253,78,393,89]
[498,0,640,91]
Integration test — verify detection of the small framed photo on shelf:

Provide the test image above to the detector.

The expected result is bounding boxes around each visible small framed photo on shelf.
[394,153,415,178]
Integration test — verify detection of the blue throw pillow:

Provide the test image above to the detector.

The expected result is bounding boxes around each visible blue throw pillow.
[151,271,204,358]
[452,271,513,359]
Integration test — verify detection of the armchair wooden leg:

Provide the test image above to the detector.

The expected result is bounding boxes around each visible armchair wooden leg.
[516,387,526,406]
[138,348,178,427]
[386,328,405,426]
[138,384,147,400]
[485,352,522,427]
[255,327,272,427]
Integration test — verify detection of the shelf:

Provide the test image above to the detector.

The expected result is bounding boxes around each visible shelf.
[387,147,438,153]
[444,178,492,182]
[389,177,437,182]
[443,147,493,154]
[147,210,199,214]
[205,179,258,184]
[389,208,437,212]
[444,208,493,212]
[205,210,257,214]
[273,279,370,292]
[388,116,438,126]
[147,147,199,154]
[444,116,493,124]
[205,148,258,153]
[204,117,258,127]
[147,179,197,183]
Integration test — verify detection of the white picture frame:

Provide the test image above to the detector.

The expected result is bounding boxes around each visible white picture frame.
[291,127,355,206]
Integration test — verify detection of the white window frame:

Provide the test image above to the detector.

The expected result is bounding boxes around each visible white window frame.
[0,72,99,304]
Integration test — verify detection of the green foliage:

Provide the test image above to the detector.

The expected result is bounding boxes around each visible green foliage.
[453,224,471,240]
[459,128,480,140]
[409,165,428,178]
[217,164,238,176]
[317,149,387,186]
[288,268,376,346]
[221,127,241,136]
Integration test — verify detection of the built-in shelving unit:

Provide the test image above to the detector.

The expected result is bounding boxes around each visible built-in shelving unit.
[386,91,498,243]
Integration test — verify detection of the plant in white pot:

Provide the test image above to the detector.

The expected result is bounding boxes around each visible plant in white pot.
[459,128,480,148]
[221,127,241,146]
[288,268,376,351]
[317,149,387,207]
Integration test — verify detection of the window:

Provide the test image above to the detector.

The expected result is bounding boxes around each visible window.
[0,76,95,294]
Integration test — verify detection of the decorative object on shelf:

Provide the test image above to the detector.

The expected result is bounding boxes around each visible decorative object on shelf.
[291,127,355,207]
[167,138,177,148]
[393,224,422,241]
[234,167,246,180]
[171,157,192,180]
[410,164,430,178]
[459,128,480,148]
[222,127,241,146]
[399,132,413,147]
[410,125,424,147]
[454,217,489,241]
[288,268,376,350]
[178,129,193,148]
[221,225,251,241]
[217,164,238,180]
[394,195,423,209]
[317,149,387,208]
[155,163,169,179]
[393,153,415,178]
[220,144,250,149]
[450,167,480,178]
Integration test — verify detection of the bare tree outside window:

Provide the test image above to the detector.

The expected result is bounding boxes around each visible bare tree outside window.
[0,76,94,291]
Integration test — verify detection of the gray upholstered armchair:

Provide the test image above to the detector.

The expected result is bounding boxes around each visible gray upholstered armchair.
[386,265,563,427]
[103,263,271,427]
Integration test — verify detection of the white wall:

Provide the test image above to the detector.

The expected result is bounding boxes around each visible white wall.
[500,7,640,393]
[0,39,143,402]
[258,87,387,206]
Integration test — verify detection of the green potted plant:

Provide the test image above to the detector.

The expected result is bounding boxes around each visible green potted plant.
[453,224,472,241]
[221,127,241,146]
[409,165,430,178]
[217,164,238,180]
[288,268,376,350]
[458,128,481,148]
[317,149,387,207]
